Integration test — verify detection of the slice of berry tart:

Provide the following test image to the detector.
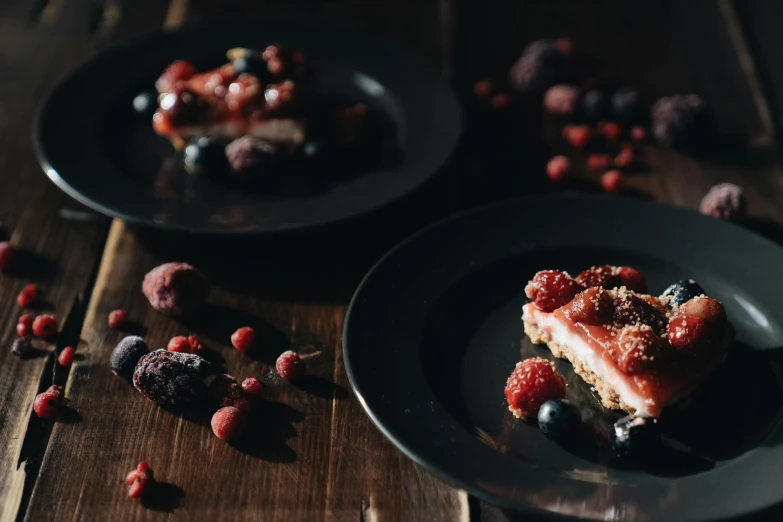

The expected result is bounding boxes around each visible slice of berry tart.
[153,46,312,149]
[519,266,731,418]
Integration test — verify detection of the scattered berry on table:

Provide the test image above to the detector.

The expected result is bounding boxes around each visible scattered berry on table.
[661,280,705,308]
[276,350,305,381]
[601,170,622,193]
[667,315,712,357]
[32,314,58,339]
[505,357,567,421]
[564,288,614,325]
[546,155,570,182]
[187,335,203,353]
[0,242,14,272]
[575,265,621,289]
[611,324,666,375]
[651,94,709,147]
[587,153,612,171]
[611,88,641,124]
[631,126,646,141]
[699,183,747,221]
[110,336,148,379]
[125,461,154,500]
[209,374,246,411]
[525,270,584,312]
[58,346,75,366]
[537,400,581,442]
[11,336,33,357]
[184,136,228,173]
[508,40,561,94]
[17,284,37,308]
[490,93,511,110]
[108,309,128,329]
[600,121,622,142]
[17,314,33,336]
[611,415,660,460]
[142,262,209,317]
[211,406,246,441]
[167,336,191,353]
[617,266,648,293]
[582,90,610,122]
[563,124,591,149]
[543,84,580,116]
[133,349,209,408]
[473,80,494,99]
[241,377,265,402]
[225,136,280,174]
[231,327,256,352]
[33,385,63,419]
[614,149,634,169]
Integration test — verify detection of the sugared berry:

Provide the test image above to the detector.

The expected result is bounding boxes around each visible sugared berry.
[17,314,33,336]
[631,126,646,141]
[699,183,747,221]
[209,374,242,405]
[546,155,570,182]
[133,349,209,407]
[167,336,191,353]
[651,94,709,147]
[231,327,256,352]
[613,292,667,332]
[142,262,209,317]
[611,415,660,459]
[110,336,148,379]
[211,406,246,441]
[184,137,228,172]
[32,314,57,339]
[490,93,511,110]
[537,400,581,442]
[473,80,494,99]
[505,357,567,421]
[564,287,614,325]
[187,335,203,353]
[611,89,641,124]
[587,153,612,171]
[276,350,304,381]
[0,242,14,272]
[582,90,610,122]
[601,170,622,192]
[679,296,726,326]
[156,60,196,92]
[611,324,665,375]
[241,377,265,402]
[667,315,713,356]
[543,84,580,116]
[58,346,75,366]
[126,461,154,500]
[661,280,705,308]
[33,386,63,419]
[575,265,621,289]
[564,124,591,149]
[617,266,648,293]
[17,284,37,307]
[108,309,127,329]
[525,270,584,312]
[11,336,33,357]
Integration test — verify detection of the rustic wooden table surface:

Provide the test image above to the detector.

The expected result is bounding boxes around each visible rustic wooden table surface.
[2,0,782,521]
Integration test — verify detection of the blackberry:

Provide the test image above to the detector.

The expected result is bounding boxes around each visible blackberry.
[651,94,709,147]
[508,40,561,95]
[110,336,149,379]
[133,349,210,408]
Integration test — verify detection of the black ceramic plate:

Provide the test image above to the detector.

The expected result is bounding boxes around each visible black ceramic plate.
[35,21,460,234]
[344,194,783,522]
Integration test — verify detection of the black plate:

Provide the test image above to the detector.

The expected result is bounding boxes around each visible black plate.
[35,21,461,234]
[344,195,783,521]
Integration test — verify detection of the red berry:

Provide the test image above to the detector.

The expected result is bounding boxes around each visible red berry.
[615,149,634,169]
[667,315,713,356]
[553,38,573,56]
[575,265,621,289]
[156,60,197,92]
[491,93,511,110]
[17,284,37,308]
[211,406,246,441]
[58,346,75,366]
[564,287,614,325]
[137,461,151,475]
[617,266,648,293]
[525,270,584,312]
[167,336,191,353]
[612,291,667,332]
[125,462,153,500]
[108,309,127,329]
[33,389,62,418]
[680,297,727,326]
[473,80,494,99]
[0,242,14,272]
[187,335,203,353]
[17,314,33,336]
[276,350,304,381]
[32,314,57,339]
[631,126,646,141]
[587,153,612,171]
[241,377,265,402]
[601,170,622,193]
[504,357,566,421]
[564,124,591,149]
[601,122,622,142]
[231,327,256,352]
[611,324,666,375]
[544,85,580,116]
[546,155,571,182]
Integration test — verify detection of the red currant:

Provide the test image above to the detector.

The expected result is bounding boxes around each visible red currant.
[601,170,622,193]
[33,388,62,418]
[211,406,246,441]
[491,93,511,110]
[546,156,571,182]
[276,350,304,381]
[32,314,58,339]
[187,335,203,353]
[601,122,622,142]
[473,80,494,99]
[108,309,127,329]
[241,377,265,402]
[17,314,33,336]
[564,125,591,149]
[58,346,75,366]
[167,336,191,353]
[231,327,256,352]
[17,284,37,308]
[0,242,14,272]
[587,153,612,171]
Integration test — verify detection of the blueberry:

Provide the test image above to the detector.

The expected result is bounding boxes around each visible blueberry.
[184,137,227,172]
[611,88,641,124]
[132,92,155,116]
[662,279,706,308]
[232,55,269,81]
[582,90,610,121]
[110,336,148,379]
[611,414,660,459]
[537,400,581,442]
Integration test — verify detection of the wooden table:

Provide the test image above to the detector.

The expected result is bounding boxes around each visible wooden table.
[1,1,782,520]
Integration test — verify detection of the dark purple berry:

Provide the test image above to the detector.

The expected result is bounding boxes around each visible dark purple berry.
[110,336,149,379]
[611,88,642,124]
[225,137,280,174]
[508,40,561,95]
[651,94,709,147]
[11,336,33,357]
[582,90,610,122]
[133,349,210,408]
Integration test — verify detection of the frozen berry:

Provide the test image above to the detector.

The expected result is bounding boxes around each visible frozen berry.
[600,122,622,142]
[11,336,33,357]
[125,461,154,500]
[133,349,209,407]
[187,335,203,353]
[667,315,713,356]
[587,153,612,171]
[490,93,511,110]
[473,80,494,99]
[575,265,621,289]
[601,170,622,193]
[142,262,209,317]
[231,327,256,352]
[211,406,246,441]
[564,288,614,325]
[167,336,190,353]
[538,400,581,442]
[184,137,228,173]
[225,136,281,175]
[699,183,747,221]
[17,314,33,336]
[564,124,591,149]
[612,415,660,460]
[241,377,265,402]
[611,324,666,375]
[32,314,57,339]
[544,84,580,116]
[276,350,304,381]
[525,270,584,312]
[17,284,37,307]
[582,90,610,122]
[611,89,641,124]
[58,346,75,366]
[546,155,570,182]
[0,242,14,272]
[617,266,648,293]
[209,374,242,403]
[651,94,709,147]
[614,149,634,169]
[505,357,567,421]
[680,296,726,326]
[33,386,63,419]
[661,280,705,308]
[156,60,197,92]
[108,309,127,329]
[110,336,148,379]
[508,40,560,94]
[631,126,646,141]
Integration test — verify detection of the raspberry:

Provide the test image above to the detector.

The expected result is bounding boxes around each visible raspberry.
[601,170,622,193]
[0,242,14,272]
[156,60,197,92]
[667,315,713,356]
[564,288,614,325]
[525,270,584,312]
[32,314,57,339]
[575,265,621,289]
[11,336,33,357]
[600,122,622,142]
[17,284,37,308]
[651,94,709,147]
[110,336,148,379]
[504,357,566,421]
[225,137,280,175]
[617,266,648,293]
[631,126,646,141]
[679,296,726,326]
[473,80,494,99]
[276,350,304,381]
[133,349,209,408]
[142,262,209,317]
[231,327,256,352]
[17,314,33,337]
[613,291,667,331]
[167,336,191,353]
[108,309,127,329]
[614,149,634,169]
[33,386,63,419]
[699,183,747,221]
[587,153,612,171]
[187,335,203,353]
[611,325,665,374]
[546,155,570,182]
[211,406,246,441]
[509,40,560,94]
[58,346,75,366]
[241,377,265,402]
[125,462,154,500]
[564,124,591,149]
[544,85,580,116]
[490,93,511,110]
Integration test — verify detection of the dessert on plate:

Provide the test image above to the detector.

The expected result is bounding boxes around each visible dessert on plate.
[518,266,731,418]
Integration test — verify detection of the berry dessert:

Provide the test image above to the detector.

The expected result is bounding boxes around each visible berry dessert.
[521,266,731,417]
